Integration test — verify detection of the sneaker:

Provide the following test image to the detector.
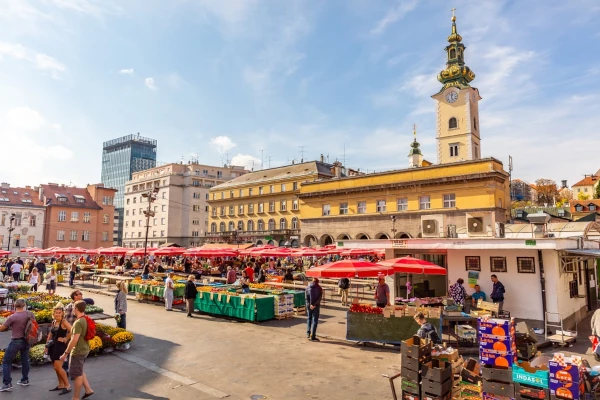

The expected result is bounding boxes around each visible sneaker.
[306,333,310,339]
[311,337,320,342]
[0,384,12,392]
[17,380,29,386]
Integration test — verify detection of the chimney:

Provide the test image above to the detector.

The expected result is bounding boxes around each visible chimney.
[333,161,342,178]
[561,180,567,189]
[320,154,324,163]
[0,183,9,188]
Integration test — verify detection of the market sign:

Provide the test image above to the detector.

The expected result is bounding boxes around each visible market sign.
[264,236,273,240]
[337,242,344,246]
[391,240,408,248]
[525,240,537,246]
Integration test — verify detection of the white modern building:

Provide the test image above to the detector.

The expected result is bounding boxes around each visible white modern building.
[122,162,248,248]
[0,183,46,254]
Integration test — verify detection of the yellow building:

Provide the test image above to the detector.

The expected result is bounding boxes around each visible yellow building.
[206,161,340,247]
[297,14,510,246]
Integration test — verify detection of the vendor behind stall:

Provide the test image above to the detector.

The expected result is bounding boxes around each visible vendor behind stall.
[375,275,390,308]
[414,312,442,344]
[471,285,486,308]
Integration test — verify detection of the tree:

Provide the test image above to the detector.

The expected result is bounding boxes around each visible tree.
[535,178,559,206]
[578,192,590,201]
[595,183,600,200]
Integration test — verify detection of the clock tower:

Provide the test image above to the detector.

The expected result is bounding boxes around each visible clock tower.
[432,11,482,165]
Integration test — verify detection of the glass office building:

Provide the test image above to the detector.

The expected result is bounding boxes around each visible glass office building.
[101,134,157,245]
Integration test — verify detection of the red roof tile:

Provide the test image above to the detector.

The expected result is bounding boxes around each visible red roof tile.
[40,184,101,210]
[0,186,44,207]
[572,175,598,187]
[570,199,600,213]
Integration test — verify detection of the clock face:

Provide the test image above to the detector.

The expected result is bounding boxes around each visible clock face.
[446,91,458,103]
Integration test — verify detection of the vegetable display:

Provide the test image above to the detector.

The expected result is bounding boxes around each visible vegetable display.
[349,304,383,314]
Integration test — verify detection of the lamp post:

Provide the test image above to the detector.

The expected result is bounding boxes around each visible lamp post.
[142,187,159,262]
[7,213,16,252]
[390,215,397,240]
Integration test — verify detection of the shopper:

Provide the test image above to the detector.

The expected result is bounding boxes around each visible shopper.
[60,300,94,400]
[28,267,40,292]
[591,308,600,361]
[257,265,267,283]
[184,275,197,318]
[490,274,506,312]
[10,261,22,282]
[68,261,77,287]
[165,272,175,311]
[374,275,390,308]
[0,298,31,391]
[226,266,237,284]
[46,305,72,395]
[449,278,467,306]
[47,268,57,294]
[414,312,442,344]
[115,281,128,329]
[244,263,255,284]
[283,269,294,283]
[142,263,150,280]
[305,278,323,342]
[338,277,350,306]
[240,271,250,294]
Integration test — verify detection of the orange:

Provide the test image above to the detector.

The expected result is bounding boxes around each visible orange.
[495,357,509,367]
[493,342,507,352]
[491,326,506,336]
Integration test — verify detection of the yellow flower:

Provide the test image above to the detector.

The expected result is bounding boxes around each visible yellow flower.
[88,336,103,352]
[112,331,134,344]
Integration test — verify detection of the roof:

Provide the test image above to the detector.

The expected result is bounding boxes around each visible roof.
[505,221,600,239]
[572,175,598,187]
[570,199,600,213]
[40,184,102,210]
[199,243,254,250]
[212,161,335,189]
[0,186,44,208]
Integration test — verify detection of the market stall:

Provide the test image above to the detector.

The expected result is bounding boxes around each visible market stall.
[193,291,275,322]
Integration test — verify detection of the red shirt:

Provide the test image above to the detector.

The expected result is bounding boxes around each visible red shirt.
[244,267,255,283]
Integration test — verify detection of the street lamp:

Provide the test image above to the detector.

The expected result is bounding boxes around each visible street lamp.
[390,215,397,239]
[142,187,159,262]
[7,214,16,252]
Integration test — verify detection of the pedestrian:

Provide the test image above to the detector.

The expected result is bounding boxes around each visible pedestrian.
[257,265,267,283]
[124,258,133,270]
[283,269,294,283]
[45,305,72,395]
[374,275,390,308]
[338,277,350,306]
[164,272,174,311]
[226,266,236,284]
[142,263,150,280]
[240,271,250,293]
[591,308,600,361]
[47,268,57,294]
[449,278,467,306]
[10,261,22,282]
[28,267,40,292]
[114,281,128,329]
[244,262,255,284]
[68,261,77,287]
[0,298,32,391]
[184,275,197,318]
[306,278,323,341]
[59,300,94,400]
[490,274,506,312]
[414,312,442,344]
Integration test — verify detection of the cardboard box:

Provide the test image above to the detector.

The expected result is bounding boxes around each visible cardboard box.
[461,358,483,384]
[480,349,518,368]
[512,361,549,389]
[401,366,420,383]
[459,381,482,397]
[515,321,538,344]
[549,378,584,400]
[482,365,514,384]
[480,334,517,351]
[482,392,515,400]
[401,378,421,395]
[422,391,451,400]
[451,356,464,375]
[483,381,515,398]
[422,377,452,396]
[428,307,442,319]
[422,360,452,383]
[516,343,538,361]
[479,318,515,338]
[514,382,549,400]
[402,336,432,359]
[433,348,460,363]
[401,353,431,372]
[402,391,421,400]
[549,361,582,383]
[456,325,478,339]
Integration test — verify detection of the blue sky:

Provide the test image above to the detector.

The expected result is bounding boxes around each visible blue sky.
[1,0,599,189]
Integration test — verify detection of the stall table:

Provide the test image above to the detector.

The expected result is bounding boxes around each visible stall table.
[193,292,274,322]
[96,274,134,289]
[128,282,185,298]
[346,312,442,344]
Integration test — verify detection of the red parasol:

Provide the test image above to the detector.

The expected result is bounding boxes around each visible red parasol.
[85,248,100,255]
[98,247,129,256]
[183,248,238,257]
[55,247,88,255]
[305,260,393,278]
[340,248,377,257]
[31,249,56,256]
[21,247,41,253]
[377,257,447,275]
[126,248,158,257]
[0,250,11,257]
[293,248,328,257]
[152,247,186,256]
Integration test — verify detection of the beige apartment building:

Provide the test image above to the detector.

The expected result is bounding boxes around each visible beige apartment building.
[122,162,248,248]
[0,183,46,254]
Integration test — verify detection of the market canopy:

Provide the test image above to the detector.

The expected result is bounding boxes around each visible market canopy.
[126,248,157,257]
[21,247,41,253]
[183,248,238,257]
[98,247,129,256]
[54,247,88,255]
[0,250,11,256]
[340,249,377,257]
[305,260,394,278]
[293,248,328,257]
[31,249,55,256]
[377,257,447,275]
[152,247,187,256]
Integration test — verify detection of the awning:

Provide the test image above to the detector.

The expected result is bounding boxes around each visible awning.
[562,249,600,258]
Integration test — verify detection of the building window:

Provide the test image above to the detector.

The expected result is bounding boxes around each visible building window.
[357,201,366,214]
[269,201,275,212]
[161,218,165,225]
[124,233,128,238]
[58,211,66,222]
[57,230,65,241]
[227,221,233,231]
[590,204,597,212]
[103,196,113,205]
[281,184,286,192]
[517,257,536,273]
[443,194,456,208]
[270,185,274,194]
[249,188,253,196]
[193,192,200,199]
[239,189,243,197]
[239,204,244,214]
[132,221,136,227]
[291,217,298,230]
[219,222,226,232]
[82,212,90,223]
[419,196,431,210]
[237,220,244,230]
[376,200,386,212]
[153,218,157,226]
[138,232,142,238]
[212,207,217,217]
[292,199,299,210]
[474,143,479,158]
[229,206,235,216]
[280,200,287,211]
[268,219,275,230]
[193,205,201,212]
[29,215,36,227]
[162,192,166,199]
[211,223,217,233]
[449,144,459,157]
[220,207,225,216]
[322,204,331,216]
[126,199,130,205]
[465,256,481,271]
[473,117,477,130]
[230,191,234,198]
[257,220,264,231]
[490,257,507,273]
[192,230,199,237]
[217,171,222,178]
[449,48,456,58]
[221,192,225,199]
[70,230,77,241]
[339,202,348,215]
[103,214,109,223]
[449,117,457,129]
[126,221,129,227]
[259,187,264,195]
[248,204,254,213]
[280,218,287,230]
[397,198,408,211]
[160,230,164,237]
[258,203,264,213]
[133,197,137,204]
[82,231,90,241]
[102,232,109,241]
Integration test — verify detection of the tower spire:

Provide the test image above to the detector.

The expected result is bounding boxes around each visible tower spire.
[408,124,423,168]
[436,9,475,93]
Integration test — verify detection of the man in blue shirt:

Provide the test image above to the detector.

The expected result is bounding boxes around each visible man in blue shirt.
[471,285,486,308]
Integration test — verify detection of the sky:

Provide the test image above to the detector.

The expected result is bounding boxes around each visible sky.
[0,0,599,189]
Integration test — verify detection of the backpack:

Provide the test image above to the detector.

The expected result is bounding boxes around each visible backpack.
[81,315,96,341]
[25,311,42,346]
[338,278,350,289]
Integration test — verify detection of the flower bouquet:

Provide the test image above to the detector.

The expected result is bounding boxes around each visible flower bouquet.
[113,331,134,351]
[114,314,121,324]
[88,336,103,354]
[29,344,46,365]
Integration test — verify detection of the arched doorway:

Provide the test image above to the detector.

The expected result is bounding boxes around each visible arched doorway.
[355,233,370,240]
[337,233,351,240]
[267,239,275,245]
[303,235,318,247]
[375,232,390,239]
[278,239,286,247]
[319,234,334,246]
[256,240,263,246]
[290,239,299,248]
[397,232,411,239]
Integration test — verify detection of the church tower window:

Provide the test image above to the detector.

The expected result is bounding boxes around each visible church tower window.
[449,117,458,129]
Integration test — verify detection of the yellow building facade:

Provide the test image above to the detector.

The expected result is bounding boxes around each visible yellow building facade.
[206,161,337,247]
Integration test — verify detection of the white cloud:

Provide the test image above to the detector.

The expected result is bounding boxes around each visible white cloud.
[166,73,184,89]
[231,154,262,170]
[210,136,237,154]
[0,41,65,78]
[194,0,258,26]
[45,0,121,18]
[144,77,157,90]
[6,107,46,130]
[119,68,134,75]
[35,53,66,77]
[370,0,419,35]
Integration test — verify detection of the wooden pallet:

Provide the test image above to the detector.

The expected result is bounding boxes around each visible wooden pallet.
[274,313,293,320]
[294,307,306,315]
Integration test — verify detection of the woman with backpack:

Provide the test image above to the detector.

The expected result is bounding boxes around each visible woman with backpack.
[45,305,72,395]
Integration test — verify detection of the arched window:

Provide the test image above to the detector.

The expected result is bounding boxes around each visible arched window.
[268,219,275,230]
[211,223,216,233]
[219,222,226,232]
[247,220,254,231]
[280,218,287,230]
[473,117,477,130]
[228,221,235,231]
[291,217,298,230]
[449,117,457,129]
[449,48,456,59]
[257,220,264,231]
[237,220,244,230]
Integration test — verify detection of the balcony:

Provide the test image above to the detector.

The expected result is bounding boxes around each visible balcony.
[205,229,300,237]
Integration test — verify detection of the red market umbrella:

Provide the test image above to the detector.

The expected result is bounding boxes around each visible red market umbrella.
[55,247,88,255]
[21,247,41,253]
[98,247,129,256]
[305,260,393,278]
[377,257,447,275]
[184,248,238,257]
[0,250,11,257]
[152,247,186,256]
[31,249,56,256]
[85,249,100,255]
[293,248,328,257]
[126,248,157,257]
[340,249,377,257]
